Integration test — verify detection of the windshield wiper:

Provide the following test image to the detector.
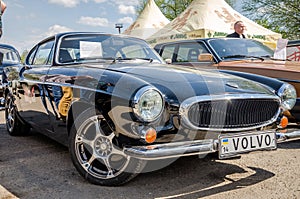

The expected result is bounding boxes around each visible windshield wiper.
[112,57,153,63]
[222,55,265,61]
[62,56,115,64]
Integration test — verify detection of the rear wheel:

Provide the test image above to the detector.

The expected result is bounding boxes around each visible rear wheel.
[5,95,30,136]
[69,108,146,186]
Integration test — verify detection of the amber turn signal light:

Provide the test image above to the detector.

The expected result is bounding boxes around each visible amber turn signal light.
[280,116,288,128]
[144,128,157,143]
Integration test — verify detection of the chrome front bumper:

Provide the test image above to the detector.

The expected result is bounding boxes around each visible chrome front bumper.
[124,129,300,160]
[276,128,300,143]
[124,139,217,160]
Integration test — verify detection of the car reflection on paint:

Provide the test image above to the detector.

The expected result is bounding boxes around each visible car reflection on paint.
[0,44,22,108]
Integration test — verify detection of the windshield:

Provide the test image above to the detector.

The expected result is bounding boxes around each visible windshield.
[208,38,274,60]
[57,34,163,64]
[0,47,21,64]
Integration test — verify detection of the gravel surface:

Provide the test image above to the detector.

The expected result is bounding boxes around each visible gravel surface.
[0,111,299,199]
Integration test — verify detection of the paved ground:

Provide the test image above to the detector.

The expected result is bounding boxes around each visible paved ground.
[0,111,299,199]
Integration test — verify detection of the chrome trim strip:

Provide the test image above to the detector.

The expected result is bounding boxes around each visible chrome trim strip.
[123,139,216,160]
[179,94,281,132]
[276,129,300,143]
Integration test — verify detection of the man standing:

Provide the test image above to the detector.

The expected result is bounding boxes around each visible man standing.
[0,0,7,38]
[226,21,246,38]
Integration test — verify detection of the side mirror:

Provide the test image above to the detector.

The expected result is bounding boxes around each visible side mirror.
[198,53,213,62]
[165,58,172,64]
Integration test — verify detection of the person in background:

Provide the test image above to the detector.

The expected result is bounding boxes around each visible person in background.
[226,21,246,38]
[0,0,7,38]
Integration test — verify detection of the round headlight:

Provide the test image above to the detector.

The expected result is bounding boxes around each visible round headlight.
[278,83,297,110]
[133,86,164,122]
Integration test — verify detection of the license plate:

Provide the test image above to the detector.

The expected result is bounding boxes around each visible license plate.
[219,130,277,159]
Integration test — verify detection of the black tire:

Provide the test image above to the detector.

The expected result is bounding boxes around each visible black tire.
[69,108,146,186]
[5,95,30,136]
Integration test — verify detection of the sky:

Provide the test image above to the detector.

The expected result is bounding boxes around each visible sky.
[1,0,243,54]
[1,0,140,53]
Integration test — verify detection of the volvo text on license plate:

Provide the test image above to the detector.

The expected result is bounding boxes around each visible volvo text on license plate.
[218,131,277,159]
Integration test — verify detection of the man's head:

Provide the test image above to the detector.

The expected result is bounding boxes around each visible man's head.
[234,21,246,35]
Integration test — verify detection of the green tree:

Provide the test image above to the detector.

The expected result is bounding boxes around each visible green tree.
[20,50,28,63]
[242,0,300,39]
[136,0,235,21]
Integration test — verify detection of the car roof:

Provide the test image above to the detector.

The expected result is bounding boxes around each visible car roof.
[0,43,19,52]
[43,31,145,42]
[154,37,243,46]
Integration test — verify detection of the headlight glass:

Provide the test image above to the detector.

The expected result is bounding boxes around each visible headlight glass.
[278,83,297,110]
[133,86,164,122]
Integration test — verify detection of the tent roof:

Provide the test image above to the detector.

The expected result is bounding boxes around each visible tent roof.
[122,0,170,39]
[147,0,281,45]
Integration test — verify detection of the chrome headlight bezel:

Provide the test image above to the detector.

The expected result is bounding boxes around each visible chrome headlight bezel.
[132,86,164,122]
[277,83,297,110]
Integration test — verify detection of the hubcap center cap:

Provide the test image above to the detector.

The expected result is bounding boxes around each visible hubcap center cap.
[100,143,108,150]
[95,137,112,157]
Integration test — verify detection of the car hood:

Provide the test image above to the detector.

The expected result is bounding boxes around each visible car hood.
[100,62,275,99]
[218,59,300,80]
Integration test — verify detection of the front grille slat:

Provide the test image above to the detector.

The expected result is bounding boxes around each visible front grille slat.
[185,98,280,130]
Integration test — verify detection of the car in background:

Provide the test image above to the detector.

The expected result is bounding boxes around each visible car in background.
[154,38,300,125]
[3,32,297,186]
[0,44,22,107]
[287,40,300,61]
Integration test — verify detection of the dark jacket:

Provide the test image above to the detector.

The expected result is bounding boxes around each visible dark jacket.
[226,32,245,38]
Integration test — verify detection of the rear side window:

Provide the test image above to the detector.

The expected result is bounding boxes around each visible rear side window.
[0,47,20,63]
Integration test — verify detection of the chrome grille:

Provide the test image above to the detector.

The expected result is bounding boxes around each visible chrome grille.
[180,94,280,131]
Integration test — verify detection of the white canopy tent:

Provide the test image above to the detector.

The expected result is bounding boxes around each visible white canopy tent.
[122,0,170,39]
[147,0,281,48]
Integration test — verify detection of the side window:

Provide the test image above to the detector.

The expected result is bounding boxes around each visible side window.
[176,42,208,62]
[161,45,176,60]
[2,49,20,63]
[32,40,54,65]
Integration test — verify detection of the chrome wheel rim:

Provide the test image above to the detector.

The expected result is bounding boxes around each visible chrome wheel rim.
[74,115,130,179]
[6,99,15,132]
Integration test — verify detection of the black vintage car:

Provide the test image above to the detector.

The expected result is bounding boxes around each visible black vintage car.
[0,44,22,107]
[3,32,297,186]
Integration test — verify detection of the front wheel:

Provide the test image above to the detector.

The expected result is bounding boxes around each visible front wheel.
[69,108,146,186]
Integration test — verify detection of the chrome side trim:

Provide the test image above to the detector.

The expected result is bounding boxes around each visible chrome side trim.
[179,94,281,132]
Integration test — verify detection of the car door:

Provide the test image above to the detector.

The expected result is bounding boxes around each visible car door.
[17,39,55,133]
